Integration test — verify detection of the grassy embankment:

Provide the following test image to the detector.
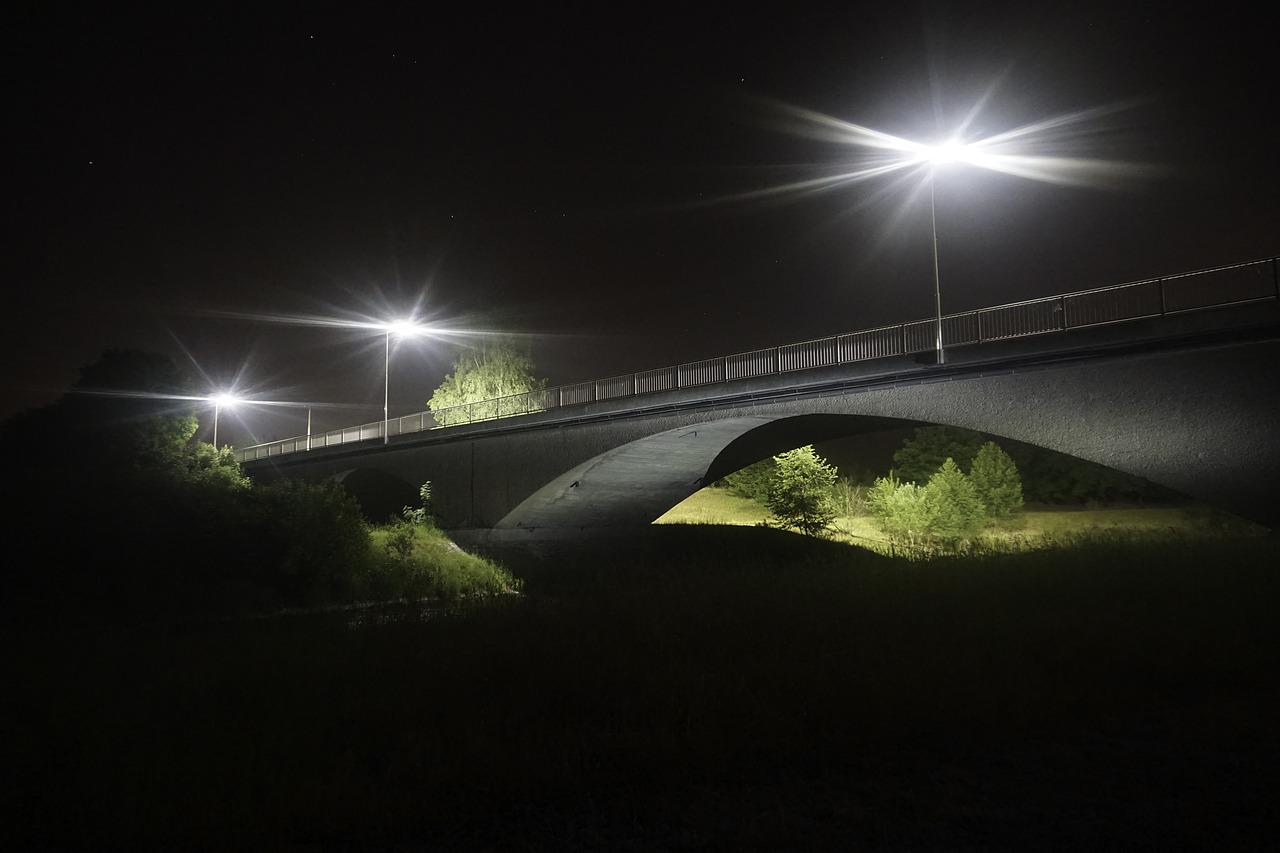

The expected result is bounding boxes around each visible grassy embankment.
[655,486,1266,551]
[5,513,1278,850]
[364,522,522,602]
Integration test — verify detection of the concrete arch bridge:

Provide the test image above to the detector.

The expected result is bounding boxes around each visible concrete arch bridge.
[242,279,1280,548]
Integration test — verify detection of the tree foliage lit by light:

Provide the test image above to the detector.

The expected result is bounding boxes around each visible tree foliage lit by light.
[428,343,547,426]
[765,445,839,536]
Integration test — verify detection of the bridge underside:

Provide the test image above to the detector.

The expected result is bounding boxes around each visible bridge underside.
[490,414,908,541]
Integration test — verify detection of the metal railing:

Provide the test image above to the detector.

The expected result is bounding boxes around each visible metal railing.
[236,256,1278,462]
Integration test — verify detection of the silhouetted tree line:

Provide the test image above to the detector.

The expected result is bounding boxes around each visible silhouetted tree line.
[2,350,370,621]
[887,426,1177,507]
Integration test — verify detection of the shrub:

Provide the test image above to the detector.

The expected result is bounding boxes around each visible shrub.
[868,460,985,545]
[867,473,932,539]
[831,476,867,518]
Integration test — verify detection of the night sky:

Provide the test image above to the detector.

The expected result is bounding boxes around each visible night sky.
[7,3,1278,448]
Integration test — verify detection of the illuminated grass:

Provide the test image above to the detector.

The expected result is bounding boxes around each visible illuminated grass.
[365,523,522,601]
[653,487,767,526]
[6,526,1278,849]
[656,488,1266,554]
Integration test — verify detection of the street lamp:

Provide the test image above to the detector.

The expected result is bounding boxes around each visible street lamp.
[922,141,968,365]
[381,319,428,444]
[755,101,1146,369]
[207,392,241,448]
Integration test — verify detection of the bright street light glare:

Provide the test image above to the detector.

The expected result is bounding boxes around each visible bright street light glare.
[381,316,435,444]
[383,319,429,337]
[737,97,1159,366]
[207,391,244,448]
[922,139,967,165]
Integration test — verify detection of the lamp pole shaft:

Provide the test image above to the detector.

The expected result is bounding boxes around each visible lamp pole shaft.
[929,165,945,365]
[383,332,390,444]
[213,403,220,448]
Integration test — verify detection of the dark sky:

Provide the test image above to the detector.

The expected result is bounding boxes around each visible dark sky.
[6,3,1278,448]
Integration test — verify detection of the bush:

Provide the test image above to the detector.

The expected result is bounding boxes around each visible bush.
[868,460,985,546]
[867,473,932,539]
[831,477,867,518]
[367,522,522,601]
[237,480,373,606]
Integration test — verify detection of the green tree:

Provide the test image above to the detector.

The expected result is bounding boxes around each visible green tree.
[765,445,838,536]
[428,342,548,426]
[892,425,987,483]
[923,458,985,539]
[180,442,252,489]
[969,441,1023,518]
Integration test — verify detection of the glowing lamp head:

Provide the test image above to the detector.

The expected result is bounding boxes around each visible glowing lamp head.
[385,319,427,338]
[924,139,967,165]
[209,392,241,408]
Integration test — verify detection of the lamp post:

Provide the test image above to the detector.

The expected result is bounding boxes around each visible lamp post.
[928,163,945,364]
[922,141,964,365]
[769,107,1109,368]
[208,393,240,448]
[381,319,427,444]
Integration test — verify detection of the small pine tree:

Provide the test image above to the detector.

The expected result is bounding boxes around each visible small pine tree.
[923,458,985,539]
[969,442,1023,518]
[765,446,839,536]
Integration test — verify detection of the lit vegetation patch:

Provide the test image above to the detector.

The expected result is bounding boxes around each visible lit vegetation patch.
[367,521,522,601]
[659,488,1265,556]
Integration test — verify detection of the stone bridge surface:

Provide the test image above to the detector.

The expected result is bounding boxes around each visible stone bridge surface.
[244,310,1280,547]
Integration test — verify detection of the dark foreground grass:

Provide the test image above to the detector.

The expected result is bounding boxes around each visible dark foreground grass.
[5,527,1279,850]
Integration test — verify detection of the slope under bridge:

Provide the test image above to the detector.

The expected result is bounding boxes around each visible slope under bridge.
[239,258,1280,546]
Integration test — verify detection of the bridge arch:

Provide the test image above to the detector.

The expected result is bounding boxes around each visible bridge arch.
[493,414,915,536]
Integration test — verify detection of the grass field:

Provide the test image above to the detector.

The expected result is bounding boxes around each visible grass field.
[655,487,1267,552]
[5,522,1279,850]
